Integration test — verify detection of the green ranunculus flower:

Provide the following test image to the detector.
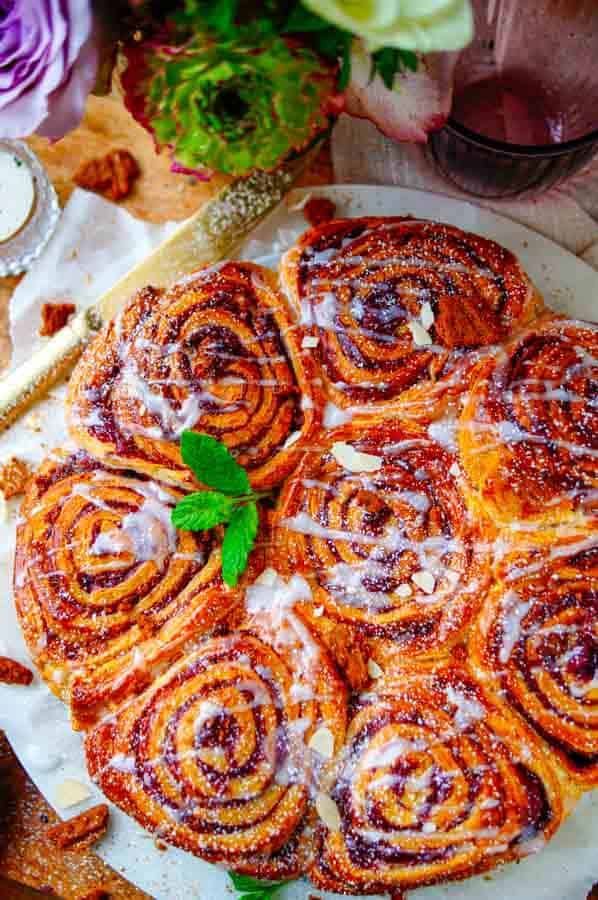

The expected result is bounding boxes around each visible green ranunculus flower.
[122,34,335,177]
[302,0,473,52]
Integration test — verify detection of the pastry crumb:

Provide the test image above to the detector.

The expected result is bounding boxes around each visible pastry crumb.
[0,456,31,498]
[39,301,77,337]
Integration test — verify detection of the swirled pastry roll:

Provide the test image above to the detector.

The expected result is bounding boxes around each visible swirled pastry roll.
[310,661,568,895]
[85,626,348,879]
[458,318,598,533]
[68,262,321,491]
[280,217,543,423]
[272,422,490,655]
[471,538,598,787]
[14,452,249,729]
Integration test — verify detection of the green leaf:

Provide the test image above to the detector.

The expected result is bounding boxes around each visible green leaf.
[338,34,352,91]
[398,49,418,72]
[228,871,290,898]
[371,47,419,90]
[284,3,331,33]
[171,491,236,531]
[181,0,239,36]
[180,432,250,495]
[222,502,259,588]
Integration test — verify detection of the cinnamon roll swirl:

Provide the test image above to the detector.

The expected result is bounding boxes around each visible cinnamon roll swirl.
[272,422,489,654]
[280,217,542,423]
[471,539,598,787]
[310,661,567,895]
[85,626,347,878]
[14,452,248,729]
[68,262,321,491]
[458,318,598,533]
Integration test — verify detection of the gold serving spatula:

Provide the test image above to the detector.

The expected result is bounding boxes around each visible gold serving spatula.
[0,157,311,434]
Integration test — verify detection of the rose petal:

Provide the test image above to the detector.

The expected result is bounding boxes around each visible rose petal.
[345,41,457,143]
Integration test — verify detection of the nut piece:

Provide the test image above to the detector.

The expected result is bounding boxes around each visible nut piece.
[331,442,382,473]
[74,149,140,202]
[315,792,342,831]
[0,656,33,686]
[367,659,384,679]
[308,726,334,759]
[55,778,92,809]
[47,802,109,850]
[303,196,336,228]
[420,301,435,330]
[412,570,436,594]
[39,301,77,337]
[408,320,433,347]
[301,335,319,349]
[396,583,412,598]
[449,462,460,477]
[0,456,31,499]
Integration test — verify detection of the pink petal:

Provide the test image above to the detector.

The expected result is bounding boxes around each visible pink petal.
[345,43,457,144]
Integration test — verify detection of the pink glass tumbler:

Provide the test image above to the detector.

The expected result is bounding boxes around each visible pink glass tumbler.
[429,0,598,197]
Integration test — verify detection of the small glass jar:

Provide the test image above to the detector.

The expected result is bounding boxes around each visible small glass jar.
[0,140,60,277]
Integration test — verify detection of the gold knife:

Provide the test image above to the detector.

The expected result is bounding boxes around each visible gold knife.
[0,156,312,434]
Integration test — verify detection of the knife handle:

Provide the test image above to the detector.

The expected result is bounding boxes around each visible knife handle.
[0,309,98,434]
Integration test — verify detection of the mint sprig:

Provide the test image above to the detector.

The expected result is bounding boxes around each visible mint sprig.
[173,431,262,587]
[228,871,292,900]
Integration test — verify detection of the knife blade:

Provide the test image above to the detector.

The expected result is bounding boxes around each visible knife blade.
[0,153,313,434]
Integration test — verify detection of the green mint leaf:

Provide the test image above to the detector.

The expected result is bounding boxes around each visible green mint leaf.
[181,0,239,35]
[228,871,290,897]
[171,491,236,531]
[180,432,250,496]
[222,502,259,588]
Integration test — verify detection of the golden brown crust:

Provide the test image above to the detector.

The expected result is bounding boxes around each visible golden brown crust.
[470,540,598,788]
[457,317,598,534]
[14,450,252,729]
[271,420,490,656]
[310,659,570,895]
[280,217,543,425]
[68,262,323,492]
[47,803,109,850]
[85,629,348,879]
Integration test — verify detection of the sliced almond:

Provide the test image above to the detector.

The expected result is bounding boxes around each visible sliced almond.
[315,792,341,831]
[308,726,334,759]
[301,335,319,349]
[55,778,91,809]
[331,442,382,473]
[312,605,325,617]
[283,430,302,449]
[396,583,412,598]
[256,567,278,586]
[422,821,437,834]
[367,659,384,679]
[412,570,436,594]
[449,462,460,477]
[408,320,432,347]
[420,301,435,330]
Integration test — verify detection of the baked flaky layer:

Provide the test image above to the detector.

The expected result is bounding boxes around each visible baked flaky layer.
[280,217,543,423]
[458,317,598,534]
[272,420,490,655]
[67,262,322,491]
[470,539,598,787]
[14,451,249,729]
[85,626,348,880]
[310,659,570,896]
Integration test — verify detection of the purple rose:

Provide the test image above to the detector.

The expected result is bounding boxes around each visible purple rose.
[0,0,98,139]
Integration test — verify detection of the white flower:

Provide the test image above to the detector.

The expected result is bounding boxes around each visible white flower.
[303,0,473,53]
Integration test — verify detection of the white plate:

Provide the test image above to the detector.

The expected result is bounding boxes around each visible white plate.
[0,185,596,900]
